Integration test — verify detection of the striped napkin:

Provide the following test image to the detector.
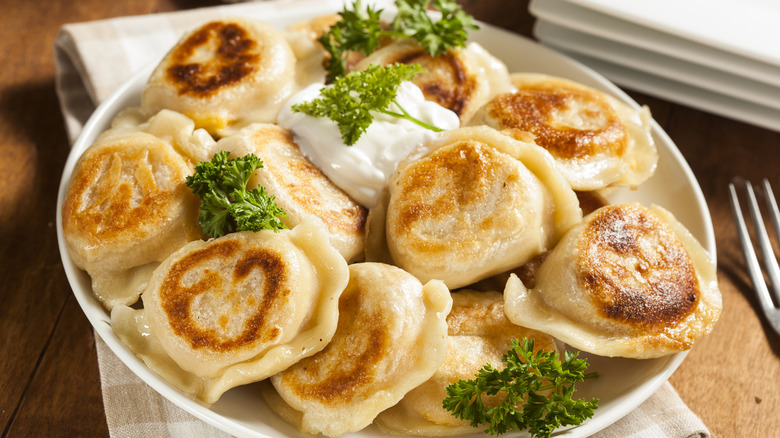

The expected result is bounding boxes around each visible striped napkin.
[53,1,712,437]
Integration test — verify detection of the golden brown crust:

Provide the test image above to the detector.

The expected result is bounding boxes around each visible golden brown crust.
[389,141,519,252]
[143,18,297,135]
[386,126,582,290]
[284,292,388,403]
[269,263,451,436]
[62,142,188,246]
[166,22,260,98]
[158,239,291,352]
[504,202,721,358]
[248,126,367,237]
[275,265,408,406]
[470,73,658,191]
[216,123,366,261]
[397,48,477,120]
[578,203,700,332]
[446,291,557,352]
[119,218,349,403]
[284,159,366,235]
[61,132,198,277]
[353,40,500,123]
[486,86,628,160]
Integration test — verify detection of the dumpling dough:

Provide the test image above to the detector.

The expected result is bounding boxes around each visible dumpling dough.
[111,217,349,403]
[354,40,513,124]
[109,108,218,165]
[385,126,582,289]
[504,203,722,359]
[264,262,452,437]
[142,18,297,136]
[61,124,200,310]
[375,290,558,436]
[214,123,367,262]
[469,73,657,191]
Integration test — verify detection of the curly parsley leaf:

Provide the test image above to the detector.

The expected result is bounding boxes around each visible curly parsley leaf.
[319,0,479,81]
[393,0,478,56]
[318,0,386,82]
[292,63,442,146]
[442,338,599,438]
[185,151,287,238]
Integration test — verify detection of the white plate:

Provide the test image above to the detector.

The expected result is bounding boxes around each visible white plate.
[529,0,780,132]
[529,0,780,89]
[534,20,780,112]
[544,42,780,133]
[532,21,780,133]
[56,6,714,438]
[564,0,780,68]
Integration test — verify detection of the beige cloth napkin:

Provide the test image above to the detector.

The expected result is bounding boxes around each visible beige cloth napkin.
[54,2,712,437]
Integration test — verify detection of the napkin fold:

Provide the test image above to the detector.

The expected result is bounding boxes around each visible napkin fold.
[55,2,712,437]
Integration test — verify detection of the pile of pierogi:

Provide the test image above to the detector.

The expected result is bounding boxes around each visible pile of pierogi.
[60,11,722,438]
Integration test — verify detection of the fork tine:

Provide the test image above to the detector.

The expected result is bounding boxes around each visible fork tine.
[762,178,780,248]
[728,182,777,313]
[744,180,780,307]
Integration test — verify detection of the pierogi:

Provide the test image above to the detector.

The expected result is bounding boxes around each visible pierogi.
[142,18,300,136]
[469,73,657,191]
[264,262,452,437]
[385,125,582,289]
[214,123,367,262]
[374,290,558,436]
[504,203,722,359]
[61,118,202,310]
[111,217,348,403]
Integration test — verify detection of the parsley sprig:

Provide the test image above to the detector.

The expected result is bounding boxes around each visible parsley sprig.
[292,63,443,146]
[319,0,479,81]
[393,0,478,56]
[185,151,287,238]
[318,0,385,82]
[442,338,599,438]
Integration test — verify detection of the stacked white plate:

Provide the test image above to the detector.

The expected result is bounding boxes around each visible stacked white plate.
[529,0,780,132]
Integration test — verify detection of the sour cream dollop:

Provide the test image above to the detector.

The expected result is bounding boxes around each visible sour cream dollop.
[277,81,460,207]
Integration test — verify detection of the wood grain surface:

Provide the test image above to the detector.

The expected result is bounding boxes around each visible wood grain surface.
[0,1,777,437]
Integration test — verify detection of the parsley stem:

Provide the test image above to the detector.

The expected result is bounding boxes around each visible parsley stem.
[381,99,444,132]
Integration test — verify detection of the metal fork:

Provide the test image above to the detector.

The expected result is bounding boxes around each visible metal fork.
[729,178,780,337]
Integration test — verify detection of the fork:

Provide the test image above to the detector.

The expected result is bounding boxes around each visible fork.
[728,178,780,337]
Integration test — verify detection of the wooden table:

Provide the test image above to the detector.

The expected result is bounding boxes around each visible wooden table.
[1,0,778,436]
